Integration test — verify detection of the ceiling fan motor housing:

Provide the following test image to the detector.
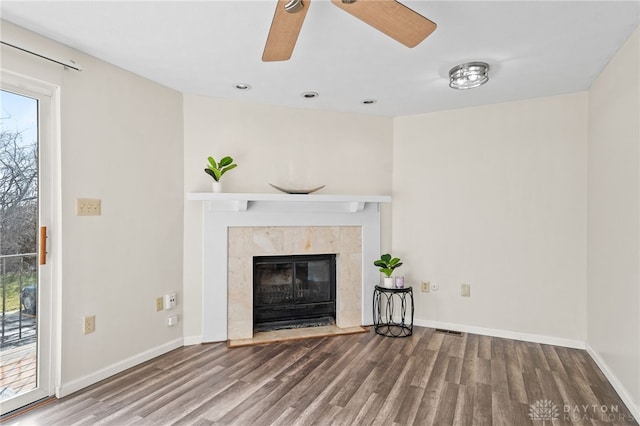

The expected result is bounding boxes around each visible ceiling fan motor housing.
[285,0,304,14]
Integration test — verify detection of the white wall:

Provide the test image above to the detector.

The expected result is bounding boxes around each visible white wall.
[587,27,640,413]
[393,93,588,344]
[1,21,184,394]
[182,95,394,341]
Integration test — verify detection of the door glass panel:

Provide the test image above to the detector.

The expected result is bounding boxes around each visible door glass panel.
[0,89,39,403]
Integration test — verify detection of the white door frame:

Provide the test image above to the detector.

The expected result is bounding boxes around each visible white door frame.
[1,70,61,414]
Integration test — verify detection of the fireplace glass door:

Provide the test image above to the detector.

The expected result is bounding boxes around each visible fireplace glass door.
[253,254,336,332]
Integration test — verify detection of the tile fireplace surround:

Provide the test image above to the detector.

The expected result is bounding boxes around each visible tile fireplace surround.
[187,193,391,342]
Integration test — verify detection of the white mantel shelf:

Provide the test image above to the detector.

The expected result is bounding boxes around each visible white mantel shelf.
[187,193,391,213]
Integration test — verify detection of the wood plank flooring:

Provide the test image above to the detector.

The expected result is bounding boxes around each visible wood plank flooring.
[3,327,638,425]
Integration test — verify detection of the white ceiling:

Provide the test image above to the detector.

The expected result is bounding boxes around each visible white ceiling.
[1,1,638,117]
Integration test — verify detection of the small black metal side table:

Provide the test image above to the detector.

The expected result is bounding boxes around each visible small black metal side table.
[373,285,414,337]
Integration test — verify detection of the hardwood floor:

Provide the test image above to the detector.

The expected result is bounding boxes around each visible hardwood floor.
[3,327,638,425]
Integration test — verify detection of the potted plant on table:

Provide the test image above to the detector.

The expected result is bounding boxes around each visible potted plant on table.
[204,155,238,192]
[374,253,403,288]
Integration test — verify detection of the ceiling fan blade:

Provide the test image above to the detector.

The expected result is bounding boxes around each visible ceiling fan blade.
[330,0,436,48]
[263,0,310,62]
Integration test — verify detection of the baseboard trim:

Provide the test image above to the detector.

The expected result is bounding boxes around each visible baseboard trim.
[585,343,640,422]
[414,319,585,349]
[56,338,183,398]
[183,335,203,346]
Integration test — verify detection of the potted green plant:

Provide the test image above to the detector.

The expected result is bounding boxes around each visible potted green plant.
[204,155,237,192]
[374,253,403,288]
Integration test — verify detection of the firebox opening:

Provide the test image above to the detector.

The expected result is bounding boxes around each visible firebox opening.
[253,254,336,333]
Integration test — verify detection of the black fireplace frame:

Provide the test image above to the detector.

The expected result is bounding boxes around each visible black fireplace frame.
[253,254,336,332]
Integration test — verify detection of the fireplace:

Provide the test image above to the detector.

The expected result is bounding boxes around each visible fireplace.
[253,254,336,332]
[226,226,364,340]
[187,192,391,342]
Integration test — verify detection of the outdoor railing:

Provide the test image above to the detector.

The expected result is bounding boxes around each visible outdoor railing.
[0,253,37,348]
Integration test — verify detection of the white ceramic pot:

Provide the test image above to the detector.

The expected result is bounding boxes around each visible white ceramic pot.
[383,277,394,288]
[212,181,223,193]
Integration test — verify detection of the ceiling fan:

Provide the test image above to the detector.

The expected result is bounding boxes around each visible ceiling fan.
[262,0,437,62]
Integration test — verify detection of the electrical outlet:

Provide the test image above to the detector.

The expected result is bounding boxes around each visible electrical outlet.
[422,281,430,293]
[461,283,471,297]
[83,315,95,334]
[164,292,177,310]
[76,198,101,216]
[155,297,164,312]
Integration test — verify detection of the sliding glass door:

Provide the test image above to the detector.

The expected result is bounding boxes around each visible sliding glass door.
[0,75,55,415]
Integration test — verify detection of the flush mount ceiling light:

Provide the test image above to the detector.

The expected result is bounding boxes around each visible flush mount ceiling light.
[233,83,251,90]
[449,62,490,90]
[362,99,377,105]
[301,91,319,99]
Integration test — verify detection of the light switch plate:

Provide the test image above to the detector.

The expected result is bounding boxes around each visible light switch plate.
[76,198,101,216]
